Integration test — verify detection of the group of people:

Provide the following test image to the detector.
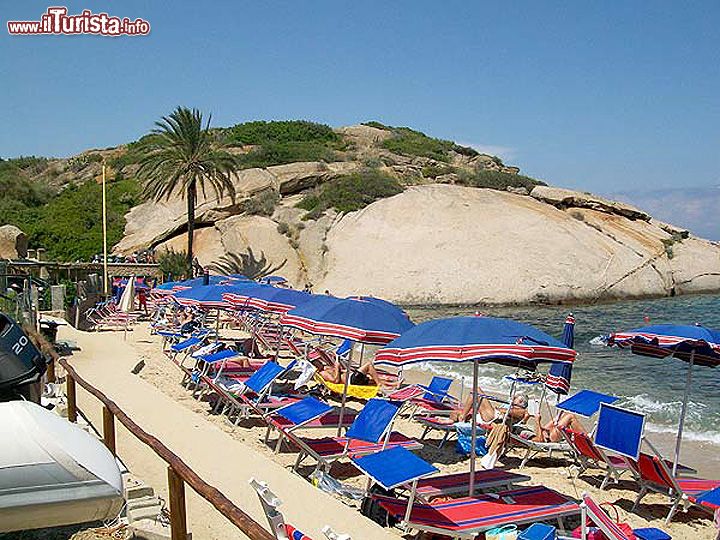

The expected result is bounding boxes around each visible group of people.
[449,389,584,443]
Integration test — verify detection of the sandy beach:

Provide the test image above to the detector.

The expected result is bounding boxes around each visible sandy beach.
[57,322,717,539]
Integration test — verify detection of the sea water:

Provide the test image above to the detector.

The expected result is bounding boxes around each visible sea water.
[406,293,720,475]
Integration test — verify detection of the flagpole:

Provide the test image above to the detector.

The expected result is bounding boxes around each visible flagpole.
[102,163,109,297]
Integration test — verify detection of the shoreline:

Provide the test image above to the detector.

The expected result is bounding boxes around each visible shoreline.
[393,290,720,310]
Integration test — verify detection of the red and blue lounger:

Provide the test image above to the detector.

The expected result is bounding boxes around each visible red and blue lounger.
[414,469,531,499]
[265,396,357,453]
[411,376,458,417]
[561,427,632,489]
[579,493,671,540]
[284,398,422,472]
[374,485,580,539]
[351,446,532,524]
[627,449,719,523]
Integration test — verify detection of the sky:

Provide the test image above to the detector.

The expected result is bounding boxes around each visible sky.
[2,1,719,196]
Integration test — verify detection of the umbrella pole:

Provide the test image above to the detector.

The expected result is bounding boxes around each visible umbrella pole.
[215,308,220,340]
[275,325,284,362]
[469,359,479,496]
[337,345,353,436]
[673,348,695,476]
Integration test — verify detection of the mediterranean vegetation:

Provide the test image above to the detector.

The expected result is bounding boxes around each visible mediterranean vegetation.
[296,168,403,220]
[0,157,141,261]
[362,121,479,162]
[455,168,545,191]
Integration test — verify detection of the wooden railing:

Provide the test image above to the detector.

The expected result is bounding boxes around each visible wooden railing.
[58,358,274,540]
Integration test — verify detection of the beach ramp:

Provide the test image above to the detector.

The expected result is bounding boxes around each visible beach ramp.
[0,400,124,533]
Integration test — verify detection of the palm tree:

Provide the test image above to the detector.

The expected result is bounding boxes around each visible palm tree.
[136,107,237,272]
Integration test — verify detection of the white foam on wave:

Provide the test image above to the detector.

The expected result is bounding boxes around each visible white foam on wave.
[644,423,720,445]
[620,394,720,445]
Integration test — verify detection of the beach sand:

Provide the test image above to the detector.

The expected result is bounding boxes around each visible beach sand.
[58,323,717,539]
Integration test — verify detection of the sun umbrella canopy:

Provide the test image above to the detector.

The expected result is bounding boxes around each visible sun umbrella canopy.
[280,296,415,344]
[606,323,720,476]
[375,316,576,370]
[608,324,720,367]
[223,284,313,313]
[173,284,247,308]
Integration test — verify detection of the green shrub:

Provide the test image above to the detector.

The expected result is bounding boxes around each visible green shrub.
[236,142,338,169]
[158,249,190,280]
[422,164,456,178]
[297,169,403,219]
[3,178,142,262]
[455,168,544,191]
[225,120,340,146]
[242,189,280,216]
[382,127,455,162]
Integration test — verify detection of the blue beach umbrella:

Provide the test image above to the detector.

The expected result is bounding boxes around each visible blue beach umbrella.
[281,296,414,345]
[173,284,248,309]
[223,284,314,314]
[375,316,576,494]
[281,295,416,434]
[607,323,720,475]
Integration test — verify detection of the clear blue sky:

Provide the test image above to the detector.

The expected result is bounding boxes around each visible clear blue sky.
[2,0,718,192]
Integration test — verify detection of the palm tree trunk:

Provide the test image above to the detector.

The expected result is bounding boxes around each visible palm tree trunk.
[187,180,196,275]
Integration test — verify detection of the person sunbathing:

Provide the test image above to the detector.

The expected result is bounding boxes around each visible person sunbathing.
[528,411,585,443]
[449,390,530,425]
[317,360,380,386]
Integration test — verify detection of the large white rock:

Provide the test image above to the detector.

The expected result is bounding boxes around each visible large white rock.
[313,184,720,304]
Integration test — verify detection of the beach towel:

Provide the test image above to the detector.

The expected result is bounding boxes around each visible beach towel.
[482,422,509,469]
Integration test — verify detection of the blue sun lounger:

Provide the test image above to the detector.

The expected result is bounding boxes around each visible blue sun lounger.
[265,396,333,451]
[285,399,422,473]
[218,361,299,424]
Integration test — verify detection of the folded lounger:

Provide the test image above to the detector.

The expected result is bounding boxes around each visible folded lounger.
[249,478,350,540]
[626,447,719,523]
[264,396,358,453]
[284,398,421,473]
[374,484,580,540]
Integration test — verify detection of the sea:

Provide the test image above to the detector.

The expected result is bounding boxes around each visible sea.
[405,293,720,476]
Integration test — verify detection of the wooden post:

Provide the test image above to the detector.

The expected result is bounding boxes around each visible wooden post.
[46,357,56,383]
[103,406,116,456]
[168,466,188,540]
[66,374,77,422]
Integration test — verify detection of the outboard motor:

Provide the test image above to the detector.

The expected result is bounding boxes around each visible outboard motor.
[0,312,45,403]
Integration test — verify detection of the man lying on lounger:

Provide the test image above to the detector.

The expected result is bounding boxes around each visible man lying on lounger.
[449,389,530,425]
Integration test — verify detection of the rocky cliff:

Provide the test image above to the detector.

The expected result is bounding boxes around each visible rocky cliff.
[110,124,720,305]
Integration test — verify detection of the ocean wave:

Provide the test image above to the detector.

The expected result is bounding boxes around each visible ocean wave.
[644,422,720,445]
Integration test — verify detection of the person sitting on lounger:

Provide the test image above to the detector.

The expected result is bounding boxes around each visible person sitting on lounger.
[527,411,585,443]
[449,390,530,425]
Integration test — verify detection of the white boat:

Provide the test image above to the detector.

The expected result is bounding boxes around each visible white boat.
[0,400,124,532]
